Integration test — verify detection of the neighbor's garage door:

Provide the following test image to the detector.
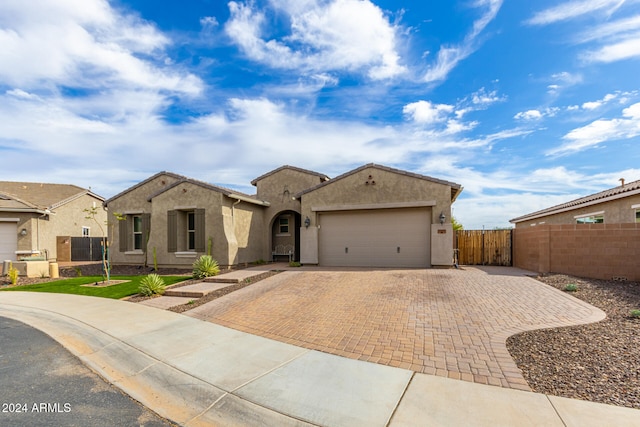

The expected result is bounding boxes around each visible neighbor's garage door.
[0,222,18,262]
[318,208,431,268]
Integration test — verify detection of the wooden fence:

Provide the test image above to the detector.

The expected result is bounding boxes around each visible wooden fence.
[455,229,512,266]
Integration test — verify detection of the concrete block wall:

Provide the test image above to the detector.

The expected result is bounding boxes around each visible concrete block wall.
[513,223,640,281]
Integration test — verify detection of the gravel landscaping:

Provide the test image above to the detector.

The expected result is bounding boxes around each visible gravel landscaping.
[506,274,640,409]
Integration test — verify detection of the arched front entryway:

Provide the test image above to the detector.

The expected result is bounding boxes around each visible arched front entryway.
[270,210,301,262]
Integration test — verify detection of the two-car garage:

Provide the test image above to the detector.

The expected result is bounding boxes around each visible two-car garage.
[317,207,431,268]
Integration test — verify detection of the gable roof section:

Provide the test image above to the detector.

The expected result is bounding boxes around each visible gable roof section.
[104,171,185,206]
[510,179,640,223]
[295,163,463,201]
[106,171,269,207]
[147,176,270,206]
[250,165,330,186]
[0,181,103,213]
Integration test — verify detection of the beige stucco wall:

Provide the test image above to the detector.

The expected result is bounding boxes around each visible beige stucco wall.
[149,181,224,267]
[7,194,106,261]
[514,194,640,228]
[107,174,181,266]
[254,168,324,260]
[108,175,267,268]
[223,197,265,265]
[299,166,455,266]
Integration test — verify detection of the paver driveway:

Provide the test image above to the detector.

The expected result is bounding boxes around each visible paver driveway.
[186,266,605,390]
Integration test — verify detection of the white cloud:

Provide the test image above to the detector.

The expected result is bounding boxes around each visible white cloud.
[547,102,640,155]
[423,0,502,83]
[526,0,629,25]
[200,16,219,28]
[225,0,406,80]
[514,110,543,120]
[403,101,454,124]
[514,107,559,120]
[528,2,640,64]
[577,14,640,42]
[0,0,202,94]
[581,35,640,62]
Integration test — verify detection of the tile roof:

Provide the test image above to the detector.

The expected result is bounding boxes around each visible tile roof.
[105,171,268,206]
[510,179,640,223]
[0,181,103,211]
[294,163,463,201]
[250,165,330,186]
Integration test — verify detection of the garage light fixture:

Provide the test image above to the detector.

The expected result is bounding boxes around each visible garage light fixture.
[304,216,311,228]
[20,228,27,236]
[439,212,446,225]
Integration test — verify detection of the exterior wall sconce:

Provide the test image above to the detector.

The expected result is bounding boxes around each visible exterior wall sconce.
[439,212,446,225]
[20,228,27,236]
[304,216,311,228]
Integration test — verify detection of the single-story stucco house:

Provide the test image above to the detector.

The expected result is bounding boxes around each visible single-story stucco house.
[509,178,640,281]
[105,164,462,269]
[510,178,640,227]
[0,181,106,266]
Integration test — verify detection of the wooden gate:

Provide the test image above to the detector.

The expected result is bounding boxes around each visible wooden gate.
[455,229,512,266]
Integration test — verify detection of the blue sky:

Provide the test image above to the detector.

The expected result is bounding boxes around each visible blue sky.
[1,0,639,229]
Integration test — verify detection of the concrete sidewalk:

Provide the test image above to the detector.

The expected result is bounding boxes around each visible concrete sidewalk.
[0,292,638,427]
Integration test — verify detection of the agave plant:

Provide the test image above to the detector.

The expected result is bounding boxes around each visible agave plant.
[192,255,220,279]
[138,273,166,296]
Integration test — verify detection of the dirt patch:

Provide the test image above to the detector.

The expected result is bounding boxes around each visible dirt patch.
[507,274,640,409]
[80,280,130,288]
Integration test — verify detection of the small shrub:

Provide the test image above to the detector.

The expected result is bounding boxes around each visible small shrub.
[563,283,578,292]
[289,261,301,267]
[630,309,640,319]
[74,267,83,277]
[7,263,19,285]
[253,259,267,265]
[192,255,220,279]
[138,274,166,296]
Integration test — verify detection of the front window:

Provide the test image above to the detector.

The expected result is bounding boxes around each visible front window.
[187,211,196,250]
[576,214,604,224]
[636,210,640,223]
[279,217,289,234]
[133,215,143,250]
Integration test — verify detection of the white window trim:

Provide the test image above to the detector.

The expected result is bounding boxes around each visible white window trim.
[124,250,144,255]
[175,251,198,258]
[632,204,640,209]
[132,215,143,251]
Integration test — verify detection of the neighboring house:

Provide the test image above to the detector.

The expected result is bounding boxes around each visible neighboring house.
[510,179,640,227]
[509,179,640,281]
[105,164,462,269]
[0,181,106,263]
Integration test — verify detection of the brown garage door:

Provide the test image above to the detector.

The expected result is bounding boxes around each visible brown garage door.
[318,208,431,267]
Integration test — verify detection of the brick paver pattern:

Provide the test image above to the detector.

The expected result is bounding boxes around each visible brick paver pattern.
[186,267,604,390]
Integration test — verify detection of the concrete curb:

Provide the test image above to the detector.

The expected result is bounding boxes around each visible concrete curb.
[1,292,639,427]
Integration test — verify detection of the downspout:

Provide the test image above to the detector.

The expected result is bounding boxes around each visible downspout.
[231,199,242,225]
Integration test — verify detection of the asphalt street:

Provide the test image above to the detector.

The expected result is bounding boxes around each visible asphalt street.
[0,316,175,427]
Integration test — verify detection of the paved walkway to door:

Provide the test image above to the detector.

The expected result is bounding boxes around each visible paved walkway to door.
[186,266,605,390]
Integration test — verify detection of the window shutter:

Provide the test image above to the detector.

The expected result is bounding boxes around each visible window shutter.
[142,213,151,250]
[195,209,206,252]
[167,210,177,253]
[119,218,128,252]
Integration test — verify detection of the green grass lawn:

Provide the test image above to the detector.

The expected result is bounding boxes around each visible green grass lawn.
[0,276,189,299]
